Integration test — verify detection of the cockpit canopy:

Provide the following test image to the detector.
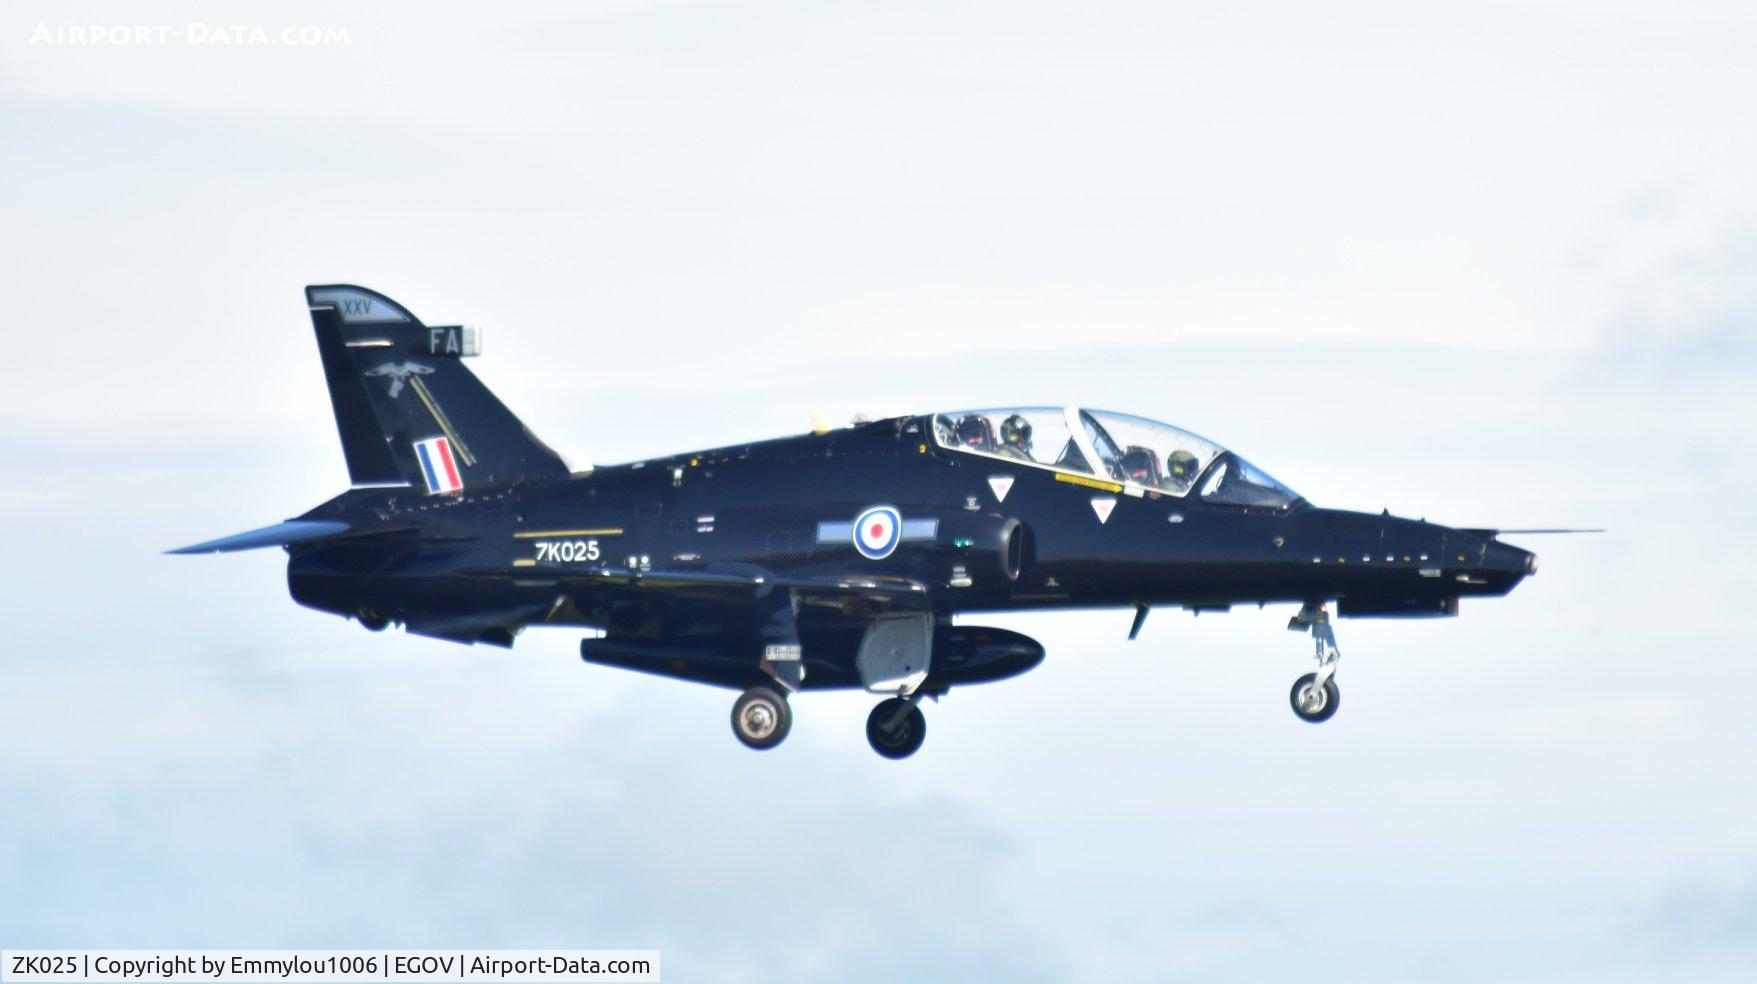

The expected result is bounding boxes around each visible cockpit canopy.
[929,407,1301,509]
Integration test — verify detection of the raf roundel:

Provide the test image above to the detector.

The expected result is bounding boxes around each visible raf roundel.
[852,505,902,560]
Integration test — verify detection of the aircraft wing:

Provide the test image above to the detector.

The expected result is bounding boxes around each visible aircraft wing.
[545,564,934,690]
[583,565,926,596]
[457,561,931,623]
[775,572,932,600]
[552,563,931,608]
[435,563,933,665]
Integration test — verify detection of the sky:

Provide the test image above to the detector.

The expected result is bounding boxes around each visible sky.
[2,1,1756,980]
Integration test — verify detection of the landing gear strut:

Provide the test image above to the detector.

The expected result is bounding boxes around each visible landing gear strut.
[866,695,927,759]
[1288,602,1341,723]
[731,686,792,750]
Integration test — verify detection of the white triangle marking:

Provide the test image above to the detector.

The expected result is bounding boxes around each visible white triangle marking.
[988,475,1014,503]
[1090,496,1117,524]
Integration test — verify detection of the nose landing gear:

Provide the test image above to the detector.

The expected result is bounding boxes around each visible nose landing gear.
[1288,602,1342,723]
[1290,671,1340,722]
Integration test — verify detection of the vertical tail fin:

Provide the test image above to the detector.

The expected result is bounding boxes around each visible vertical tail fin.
[307,285,569,490]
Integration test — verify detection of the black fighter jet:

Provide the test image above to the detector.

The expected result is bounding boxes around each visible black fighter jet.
[173,286,1553,759]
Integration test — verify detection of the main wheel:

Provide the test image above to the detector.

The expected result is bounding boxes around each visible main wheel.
[1289,672,1340,723]
[866,698,927,759]
[731,687,792,750]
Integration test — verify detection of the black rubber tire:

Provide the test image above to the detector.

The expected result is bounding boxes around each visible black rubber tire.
[731,687,792,750]
[357,612,388,632]
[1289,672,1340,723]
[866,698,927,759]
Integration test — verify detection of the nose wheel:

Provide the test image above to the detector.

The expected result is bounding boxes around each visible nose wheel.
[866,697,927,759]
[1290,672,1340,722]
[731,686,792,750]
[1287,602,1342,724]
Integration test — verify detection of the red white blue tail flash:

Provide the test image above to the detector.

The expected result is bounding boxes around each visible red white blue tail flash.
[413,436,463,494]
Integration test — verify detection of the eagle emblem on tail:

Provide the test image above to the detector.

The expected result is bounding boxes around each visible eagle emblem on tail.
[364,361,433,398]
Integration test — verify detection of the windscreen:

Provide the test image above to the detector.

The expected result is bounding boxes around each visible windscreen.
[1198,455,1301,509]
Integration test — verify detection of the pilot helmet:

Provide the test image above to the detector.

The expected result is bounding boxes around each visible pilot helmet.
[956,415,992,449]
[1120,445,1158,484]
[1166,449,1200,485]
[1000,414,1033,452]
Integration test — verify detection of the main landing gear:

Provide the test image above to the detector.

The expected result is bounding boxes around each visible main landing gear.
[1287,602,1342,723]
[731,686,792,750]
[865,696,927,760]
[728,687,932,758]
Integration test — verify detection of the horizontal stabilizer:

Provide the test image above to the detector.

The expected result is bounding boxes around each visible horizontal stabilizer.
[166,520,350,555]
